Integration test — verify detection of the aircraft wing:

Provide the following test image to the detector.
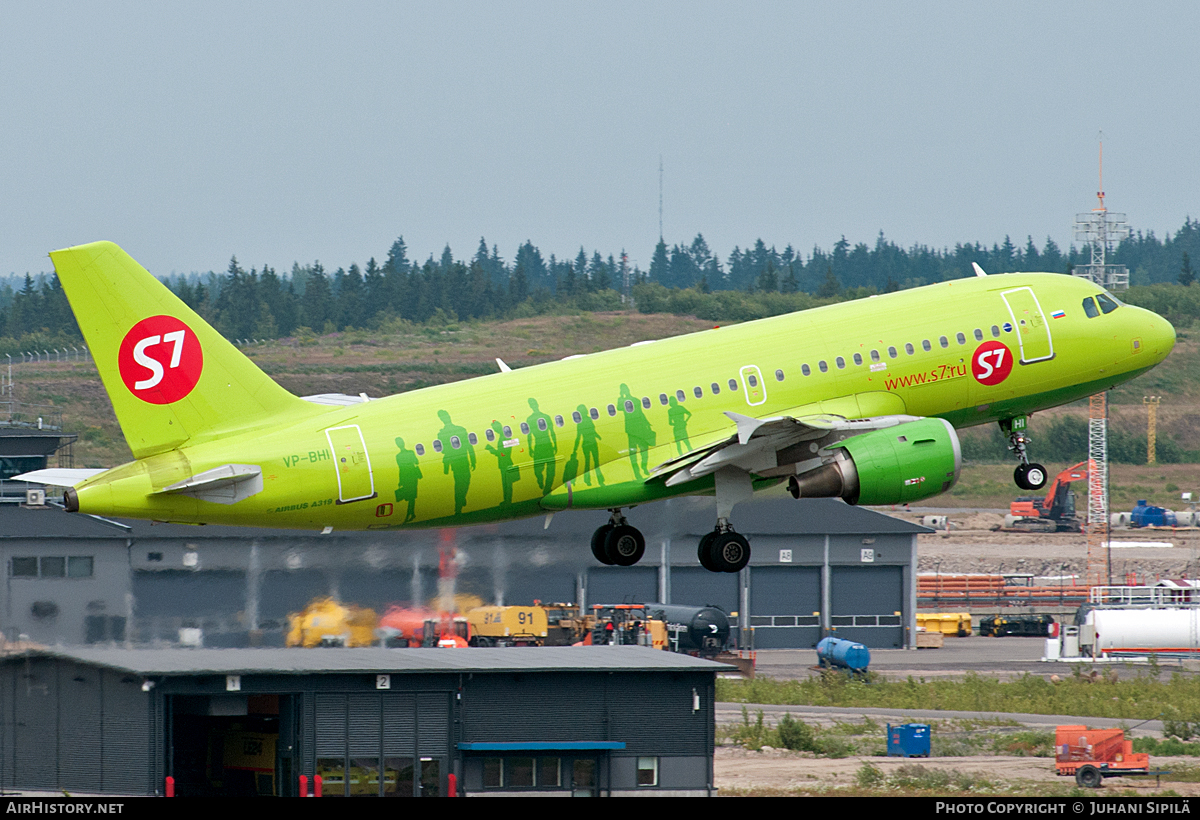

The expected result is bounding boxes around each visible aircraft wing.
[652,411,922,488]
[12,468,108,487]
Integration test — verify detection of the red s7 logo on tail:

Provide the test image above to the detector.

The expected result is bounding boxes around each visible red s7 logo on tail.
[972,341,1012,386]
[118,316,204,404]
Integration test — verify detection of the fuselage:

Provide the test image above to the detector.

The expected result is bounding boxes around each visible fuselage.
[72,272,1175,529]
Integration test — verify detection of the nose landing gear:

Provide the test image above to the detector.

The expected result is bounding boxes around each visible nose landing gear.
[1002,417,1047,491]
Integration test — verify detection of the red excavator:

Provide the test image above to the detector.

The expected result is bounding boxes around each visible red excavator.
[1005,460,1091,533]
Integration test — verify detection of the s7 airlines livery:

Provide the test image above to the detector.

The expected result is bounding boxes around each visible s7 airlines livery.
[18,242,1175,574]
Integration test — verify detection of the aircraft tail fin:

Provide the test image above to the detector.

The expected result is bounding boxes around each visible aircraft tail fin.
[50,241,315,459]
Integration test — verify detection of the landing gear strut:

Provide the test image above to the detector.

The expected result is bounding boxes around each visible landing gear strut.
[590,510,646,566]
[1001,418,1047,491]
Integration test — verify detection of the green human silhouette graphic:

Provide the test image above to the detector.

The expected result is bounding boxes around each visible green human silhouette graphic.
[484,420,521,505]
[393,437,423,523]
[667,395,693,455]
[525,398,558,493]
[571,403,605,486]
[619,384,655,480]
[437,410,475,515]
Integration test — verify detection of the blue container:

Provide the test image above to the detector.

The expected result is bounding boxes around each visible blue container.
[887,723,931,757]
[816,637,870,671]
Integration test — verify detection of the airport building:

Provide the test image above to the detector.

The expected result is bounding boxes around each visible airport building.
[0,646,720,797]
[0,494,926,650]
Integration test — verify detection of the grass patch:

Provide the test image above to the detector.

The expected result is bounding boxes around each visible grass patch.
[718,670,1200,722]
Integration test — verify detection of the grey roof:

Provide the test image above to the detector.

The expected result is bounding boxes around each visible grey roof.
[14,646,729,676]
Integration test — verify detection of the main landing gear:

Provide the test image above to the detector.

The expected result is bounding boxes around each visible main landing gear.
[1001,418,1047,492]
[591,511,646,567]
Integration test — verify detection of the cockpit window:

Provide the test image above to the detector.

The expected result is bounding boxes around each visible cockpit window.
[1082,297,1099,319]
[1096,292,1120,314]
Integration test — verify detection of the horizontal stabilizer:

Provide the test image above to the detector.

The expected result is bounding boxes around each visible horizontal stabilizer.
[12,468,108,487]
[155,463,263,505]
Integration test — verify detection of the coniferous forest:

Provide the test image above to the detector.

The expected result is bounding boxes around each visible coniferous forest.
[2,218,1200,352]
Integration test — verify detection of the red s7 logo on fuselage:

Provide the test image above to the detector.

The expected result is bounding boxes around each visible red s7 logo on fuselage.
[972,341,1013,386]
[118,316,204,404]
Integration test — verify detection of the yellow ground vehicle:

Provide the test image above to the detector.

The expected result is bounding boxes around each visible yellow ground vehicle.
[465,605,549,646]
[286,597,379,647]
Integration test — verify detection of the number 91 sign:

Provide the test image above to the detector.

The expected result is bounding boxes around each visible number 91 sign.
[118,315,204,404]
[972,341,1012,386]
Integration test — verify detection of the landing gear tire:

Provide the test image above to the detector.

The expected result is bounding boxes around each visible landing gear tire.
[591,524,616,565]
[704,531,751,573]
[605,524,646,566]
[1014,463,1048,491]
[697,531,718,571]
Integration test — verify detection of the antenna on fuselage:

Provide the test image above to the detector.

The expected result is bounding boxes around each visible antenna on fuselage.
[972,263,988,277]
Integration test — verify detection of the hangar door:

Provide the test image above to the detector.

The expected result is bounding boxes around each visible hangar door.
[748,566,822,648]
[829,566,904,648]
[310,692,450,797]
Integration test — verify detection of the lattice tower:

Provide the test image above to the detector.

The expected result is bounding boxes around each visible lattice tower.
[1144,396,1161,464]
[1086,393,1110,587]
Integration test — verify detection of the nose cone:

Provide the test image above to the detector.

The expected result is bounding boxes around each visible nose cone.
[1146,310,1176,362]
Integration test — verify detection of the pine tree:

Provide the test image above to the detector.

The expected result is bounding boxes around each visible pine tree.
[1180,252,1195,287]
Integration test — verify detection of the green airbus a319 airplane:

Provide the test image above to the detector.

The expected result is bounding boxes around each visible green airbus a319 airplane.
[18,242,1176,574]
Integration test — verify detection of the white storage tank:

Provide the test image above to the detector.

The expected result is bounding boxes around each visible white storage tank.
[1083,608,1200,653]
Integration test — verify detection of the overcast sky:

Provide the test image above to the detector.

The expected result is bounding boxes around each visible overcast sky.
[2,2,1197,278]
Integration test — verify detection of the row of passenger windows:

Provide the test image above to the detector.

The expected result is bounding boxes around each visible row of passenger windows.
[798,323,1012,375]
[408,370,788,456]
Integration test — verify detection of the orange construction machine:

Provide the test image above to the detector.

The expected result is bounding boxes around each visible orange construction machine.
[1055,725,1155,788]
[1007,460,1090,532]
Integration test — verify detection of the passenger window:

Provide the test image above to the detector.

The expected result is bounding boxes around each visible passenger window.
[973,328,983,341]
[659,393,668,405]
[521,422,530,434]
[955,332,966,345]
[468,432,478,445]
[853,353,863,366]
[676,390,686,402]
[693,386,703,398]
[887,347,897,358]
[642,397,651,409]
[415,444,425,456]
[801,364,811,376]
[1082,297,1100,318]
[922,340,932,352]
[537,418,547,431]
[748,374,759,387]
[905,343,914,355]
[589,408,599,420]
[775,369,784,381]
[503,425,512,438]
[991,325,1001,337]
[555,415,564,427]
[939,336,949,348]
[451,436,461,449]
[572,411,582,424]
[818,360,828,372]
[835,357,845,369]
[711,382,721,394]
[728,379,739,391]
[607,404,616,416]
[433,440,443,453]
[624,400,634,413]
[870,349,880,362]
[486,428,496,442]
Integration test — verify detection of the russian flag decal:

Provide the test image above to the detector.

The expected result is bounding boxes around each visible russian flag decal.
[1051,309,1066,319]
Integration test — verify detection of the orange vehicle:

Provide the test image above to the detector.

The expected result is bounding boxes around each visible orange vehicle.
[1055,725,1154,788]
[1008,461,1090,532]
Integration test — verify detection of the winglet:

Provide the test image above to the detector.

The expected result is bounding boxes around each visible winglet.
[496,358,512,373]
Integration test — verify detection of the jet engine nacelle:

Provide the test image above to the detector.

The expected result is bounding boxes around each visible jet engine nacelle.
[787,418,961,506]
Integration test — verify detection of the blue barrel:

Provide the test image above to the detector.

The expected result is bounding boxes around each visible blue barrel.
[816,637,870,671]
